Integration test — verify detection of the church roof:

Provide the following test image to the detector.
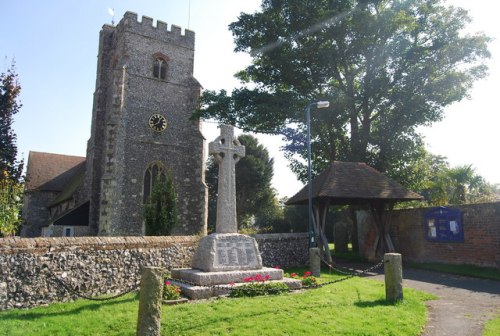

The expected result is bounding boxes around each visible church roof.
[286,161,423,205]
[25,151,86,191]
[49,162,86,206]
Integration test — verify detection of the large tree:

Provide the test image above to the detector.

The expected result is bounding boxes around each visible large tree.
[1,63,24,236]
[206,134,283,233]
[195,0,490,181]
[1,63,23,183]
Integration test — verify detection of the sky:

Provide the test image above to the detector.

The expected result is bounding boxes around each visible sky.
[1,0,499,198]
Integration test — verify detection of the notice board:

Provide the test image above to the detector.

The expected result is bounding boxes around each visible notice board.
[424,207,464,242]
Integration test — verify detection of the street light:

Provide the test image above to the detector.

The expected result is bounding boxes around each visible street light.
[306,100,330,248]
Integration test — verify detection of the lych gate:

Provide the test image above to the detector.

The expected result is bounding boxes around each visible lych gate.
[286,161,423,262]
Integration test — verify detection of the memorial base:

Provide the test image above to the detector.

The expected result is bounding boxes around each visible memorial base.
[191,233,263,272]
[170,272,302,300]
[171,233,302,300]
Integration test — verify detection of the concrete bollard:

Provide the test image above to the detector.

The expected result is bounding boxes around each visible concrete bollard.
[137,266,164,336]
[309,247,321,277]
[384,253,403,303]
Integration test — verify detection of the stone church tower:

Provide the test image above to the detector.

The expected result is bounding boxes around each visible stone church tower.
[21,12,207,237]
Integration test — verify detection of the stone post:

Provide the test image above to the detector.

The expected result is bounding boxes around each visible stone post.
[137,267,164,336]
[309,247,321,277]
[384,253,403,302]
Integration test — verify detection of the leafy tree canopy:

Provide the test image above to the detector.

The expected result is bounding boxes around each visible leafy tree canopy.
[1,62,23,183]
[194,0,491,181]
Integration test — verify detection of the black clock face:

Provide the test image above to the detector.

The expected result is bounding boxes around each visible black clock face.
[148,113,168,132]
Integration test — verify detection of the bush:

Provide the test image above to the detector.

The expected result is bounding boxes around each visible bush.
[229,274,289,297]
[285,271,319,287]
[163,281,181,300]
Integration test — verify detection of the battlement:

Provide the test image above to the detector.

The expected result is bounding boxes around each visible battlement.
[118,11,195,47]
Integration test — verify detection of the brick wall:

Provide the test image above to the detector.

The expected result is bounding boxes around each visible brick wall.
[391,202,500,268]
[0,233,308,310]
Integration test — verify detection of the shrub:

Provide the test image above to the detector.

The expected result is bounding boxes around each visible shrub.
[163,281,181,300]
[229,274,289,297]
[285,271,319,287]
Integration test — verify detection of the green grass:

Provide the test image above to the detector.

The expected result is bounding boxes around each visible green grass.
[407,262,500,281]
[0,269,435,336]
[484,313,500,336]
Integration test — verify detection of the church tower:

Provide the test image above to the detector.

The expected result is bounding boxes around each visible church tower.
[85,12,207,236]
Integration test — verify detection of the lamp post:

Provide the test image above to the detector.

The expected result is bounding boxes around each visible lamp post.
[306,101,330,248]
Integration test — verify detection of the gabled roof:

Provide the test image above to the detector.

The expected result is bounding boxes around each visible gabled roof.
[25,151,86,191]
[48,162,86,206]
[286,161,423,205]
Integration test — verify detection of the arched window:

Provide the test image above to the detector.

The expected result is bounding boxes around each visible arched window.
[143,162,166,203]
[153,56,168,80]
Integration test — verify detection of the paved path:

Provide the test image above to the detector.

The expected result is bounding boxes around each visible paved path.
[337,262,500,336]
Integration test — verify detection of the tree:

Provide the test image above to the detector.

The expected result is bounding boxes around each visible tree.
[393,149,496,206]
[143,173,178,236]
[206,134,283,233]
[194,0,491,181]
[0,171,23,236]
[1,62,24,236]
[1,62,23,183]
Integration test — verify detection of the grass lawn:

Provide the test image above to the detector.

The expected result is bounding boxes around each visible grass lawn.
[484,313,500,336]
[0,269,435,336]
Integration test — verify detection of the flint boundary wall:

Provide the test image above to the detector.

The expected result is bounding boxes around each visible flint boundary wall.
[391,202,500,268]
[0,233,308,310]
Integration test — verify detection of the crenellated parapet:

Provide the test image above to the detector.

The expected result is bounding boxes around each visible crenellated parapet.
[118,11,195,48]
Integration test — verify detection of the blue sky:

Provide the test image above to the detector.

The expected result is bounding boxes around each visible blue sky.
[1,0,499,197]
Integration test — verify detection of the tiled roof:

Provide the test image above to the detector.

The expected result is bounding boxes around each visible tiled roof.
[286,161,423,205]
[25,151,86,191]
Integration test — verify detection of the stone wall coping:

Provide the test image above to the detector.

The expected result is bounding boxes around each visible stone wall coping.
[253,232,308,240]
[0,233,309,254]
[0,235,201,254]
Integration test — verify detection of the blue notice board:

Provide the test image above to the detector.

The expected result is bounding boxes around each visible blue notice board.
[424,207,464,242]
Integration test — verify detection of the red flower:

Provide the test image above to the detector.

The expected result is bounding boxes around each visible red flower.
[243,277,254,282]
[165,281,171,285]
[255,274,264,281]
[303,271,312,277]
[265,275,271,280]
[274,266,281,269]
[290,273,298,278]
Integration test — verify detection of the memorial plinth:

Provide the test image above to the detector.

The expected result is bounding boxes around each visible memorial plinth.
[191,233,263,272]
[171,125,301,299]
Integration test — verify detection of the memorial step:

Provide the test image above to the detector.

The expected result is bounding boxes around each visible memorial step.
[171,267,283,286]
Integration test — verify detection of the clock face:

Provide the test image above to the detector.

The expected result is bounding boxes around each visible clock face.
[148,113,168,132]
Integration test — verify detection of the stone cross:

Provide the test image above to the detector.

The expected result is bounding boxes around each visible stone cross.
[209,125,245,233]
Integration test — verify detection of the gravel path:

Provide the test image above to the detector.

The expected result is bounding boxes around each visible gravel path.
[337,262,500,336]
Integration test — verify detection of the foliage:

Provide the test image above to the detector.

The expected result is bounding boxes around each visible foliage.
[163,281,181,300]
[0,270,434,336]
[285,271,319,287]
[229,274,289,297]
[282,199,308,232]
[194,0,491,182]
[143,172,177,235]
[393,148,497,206]
[206,134,284,233]
[0,62,23,184]
[0,171,23,236]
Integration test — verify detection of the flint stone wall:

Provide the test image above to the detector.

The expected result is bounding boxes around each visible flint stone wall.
[0,233,308,310]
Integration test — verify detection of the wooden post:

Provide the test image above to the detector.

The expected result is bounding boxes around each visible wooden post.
[137,267,164,336]
[309,247,321,277]
[384,253,403,302]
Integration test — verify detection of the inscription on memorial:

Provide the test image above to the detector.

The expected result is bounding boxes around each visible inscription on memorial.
[214,236,258,267]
